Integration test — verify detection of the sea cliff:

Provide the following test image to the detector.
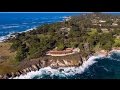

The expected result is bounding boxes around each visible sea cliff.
[0,53,83,79]
[0,47,119,79]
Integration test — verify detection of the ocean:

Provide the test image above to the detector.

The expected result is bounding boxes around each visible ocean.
[1,12,120,79]
[0,12,81,41]
[13,52,120,79]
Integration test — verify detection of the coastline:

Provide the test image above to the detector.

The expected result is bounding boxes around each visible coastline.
[0,27,36,42]
[0,16,70,43]
[1,13,120,79]
[11,54,104,79]
[0,15,73,79]
[0,48,119,79]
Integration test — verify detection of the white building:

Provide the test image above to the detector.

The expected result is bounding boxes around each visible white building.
[99,20,106,23]
[112,23,118,26]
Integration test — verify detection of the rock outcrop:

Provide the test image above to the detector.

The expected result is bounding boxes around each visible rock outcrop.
[0,53,83,79]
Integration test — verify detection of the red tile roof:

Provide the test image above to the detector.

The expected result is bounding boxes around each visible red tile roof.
[47,48,73,55]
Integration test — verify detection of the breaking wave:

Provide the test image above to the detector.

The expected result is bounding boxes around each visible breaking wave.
[0,27,36,42]
[0,32,15,42]
[0,15,68,43]
[12,55,104,79]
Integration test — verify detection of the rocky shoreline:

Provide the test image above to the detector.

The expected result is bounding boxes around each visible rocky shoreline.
[0,48,119,79]
[94,48,120,57]
[0,54,83,79]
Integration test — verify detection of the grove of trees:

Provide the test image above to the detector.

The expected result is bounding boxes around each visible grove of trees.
[9,12,120,61]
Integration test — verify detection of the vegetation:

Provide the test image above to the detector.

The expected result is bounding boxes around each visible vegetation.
[1,12,120,74]
[6,12,120,61]
[114,38,120,47]
[0,42,18,74]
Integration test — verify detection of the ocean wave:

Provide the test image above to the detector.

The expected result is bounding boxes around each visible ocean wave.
[98,66,109,72]
[107,52,120,61]
[2,25,20,29]
[0,35,10,42]
[19,27,37,33]
[0,31,16,42]
[22,23,28,25]
[0,27,36,42]
[0,24,19,26]
[12,55,103,79]
[0,36,8,42]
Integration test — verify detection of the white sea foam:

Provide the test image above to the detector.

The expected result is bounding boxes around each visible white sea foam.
[12,55,104,79]
[2,25,20,29]
[0,32,15,42]
[19,27,37,33]
[0,15,69,43]
[0,36,8,42]
[0,26,37,42]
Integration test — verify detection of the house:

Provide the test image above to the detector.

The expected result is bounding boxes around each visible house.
[99,20,106,23]
[65,16,71,21]
[101,28,109,33]
[116,36,120,39]
[46,48,79,56]
[112,23,118,26]
[46,48,73,56]
[99,24,102,26]
[93,24,98,25]
[60,27,71,32]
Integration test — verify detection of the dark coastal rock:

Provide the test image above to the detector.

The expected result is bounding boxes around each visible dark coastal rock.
[51,66,59,69]
[40,60,46,67]
[36,64,41,69]
[18,70,25,75]
[25,68,30,72]
[44,59,49,66]
[35,65,40,70]
[0,75,3,79]
[11,72,17,78]
[79,58,83,65]
[47,71,52,75]
[21,72,26,75]
[6,73,12,78]
[28,67,32,71]
[59,69,64,72]
[0,53,84,79]
[15,72,21,76]
[18,70,22,74]
[30,66,35,71]
[3,74,9,79]
[11,72,15,78]
[31,65,39,71]
[19,71,23,74]
[40,63,44,68]
[22,69,27,74]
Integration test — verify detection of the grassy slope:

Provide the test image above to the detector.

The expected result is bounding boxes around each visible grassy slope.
[0,42,19,74]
